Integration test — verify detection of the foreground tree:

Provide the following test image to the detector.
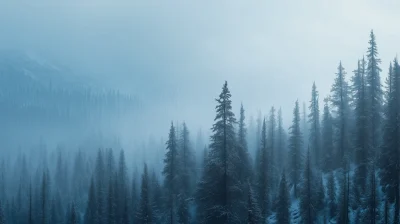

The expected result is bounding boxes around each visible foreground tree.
[308,82,321,168]
[288,100,303,198]
[163,122,179,224]
[196,81,244,224]
[330,62,350,168]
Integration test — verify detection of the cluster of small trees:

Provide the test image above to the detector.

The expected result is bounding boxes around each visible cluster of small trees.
[0,30,399,224]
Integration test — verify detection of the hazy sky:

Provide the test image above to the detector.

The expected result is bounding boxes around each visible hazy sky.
[1,0,400,134]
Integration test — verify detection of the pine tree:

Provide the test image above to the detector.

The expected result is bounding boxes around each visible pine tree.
[237,104,252,185]
[196,81,243,224]
[268,107,277,194]
[308,82,321,168]
[302,101,309,146]
[330,62,350,168]
[163,122,179,224]
[150,171,163,224]
[288,100,303,198]
[277,108,286,172]
[380,58,400,223]
[366,30,383,159]
[300,147,314,223]
[321,98,334,171]
[246,181,261,224]
[257,118,269,221]
[137,163,152,224]
[177,122,194,224]
[276,171,290,224]
[353,58,369,194]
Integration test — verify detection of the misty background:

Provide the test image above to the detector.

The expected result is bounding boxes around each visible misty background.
[0,0,399,147]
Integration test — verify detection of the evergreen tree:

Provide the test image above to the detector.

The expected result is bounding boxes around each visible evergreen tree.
[300,148,314,223]
[366,30,383,159]
[321,98,334,171]
[288,100,303,198]
[237,104,252,185]
[137,164,152,224]
[163,122,179,224]
[246,181,261,224]
[177,122,194,224]
[257,118,269,221]
[330,62,350,168]
[276,171,290,224]
[380,58,400,223]
[277,108,286,172]
[196,81,243,224]
[308,82,321,168]
[353,58,369,194]
[268,107,277,194]
[150,171,163,224]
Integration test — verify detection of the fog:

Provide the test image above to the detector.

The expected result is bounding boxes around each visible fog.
[0,1,399,223]
[1,1,399,137]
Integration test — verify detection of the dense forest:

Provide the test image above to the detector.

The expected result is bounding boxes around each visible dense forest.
[0,30,399,224]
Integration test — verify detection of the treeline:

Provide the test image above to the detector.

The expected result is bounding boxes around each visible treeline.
[0,30,399,224]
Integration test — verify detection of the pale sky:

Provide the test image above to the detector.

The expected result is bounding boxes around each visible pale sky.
[1,0,399,135]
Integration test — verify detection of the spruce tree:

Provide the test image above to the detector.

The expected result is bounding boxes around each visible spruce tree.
[137,163,152,224]
[276,171,290,224]
[177,122,194,224]
[237,104,252,185]
[321,98,334,171]
[366,30,383,159]
[380,58,400,223]
[300,147,314,223]
[277,108,286,172]
[308,82,321,168]
[353,58,369,194]
[196,81,243,224]
[288,100,303,198]
[257,118,269,221]
[330,62,350,168]
[268,107,277,194]
[163,122,179,224]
